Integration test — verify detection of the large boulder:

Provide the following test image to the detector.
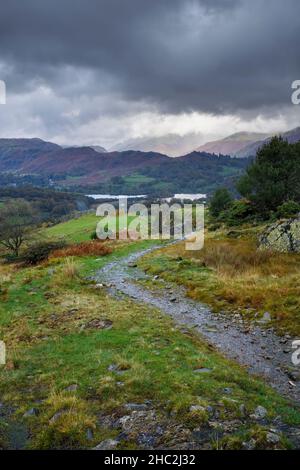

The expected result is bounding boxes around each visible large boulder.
[259,216,300,253]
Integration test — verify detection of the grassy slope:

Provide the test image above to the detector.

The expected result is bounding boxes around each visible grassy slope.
[42,213,137,243]
[138,226,300,336]
[0,216,300,449]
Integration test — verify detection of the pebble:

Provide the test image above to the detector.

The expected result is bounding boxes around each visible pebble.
[93,439,119,450]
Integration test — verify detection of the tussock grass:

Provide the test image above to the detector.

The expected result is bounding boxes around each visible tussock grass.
[61,257,79,279]
[139,233,300,335]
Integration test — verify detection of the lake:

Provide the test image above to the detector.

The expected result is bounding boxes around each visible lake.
[88,193,206,201]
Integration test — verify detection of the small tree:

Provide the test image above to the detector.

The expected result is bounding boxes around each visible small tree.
[209,188,233,219]
[237,137,300,217]
[0,200,36,257]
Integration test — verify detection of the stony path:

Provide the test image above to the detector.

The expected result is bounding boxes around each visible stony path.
[94,245,300,404]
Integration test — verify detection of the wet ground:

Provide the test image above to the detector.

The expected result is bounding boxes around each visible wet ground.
[94,245,300,404]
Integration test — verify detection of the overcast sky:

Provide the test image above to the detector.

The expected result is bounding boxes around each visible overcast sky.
[0,0,299,148]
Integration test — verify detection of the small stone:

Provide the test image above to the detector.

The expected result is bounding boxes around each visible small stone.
[189,405,206,413]
[261,312,271,323]
[86,429,94,441]
[124,403,148,411]
[23,407,39,418]
[193,368,212,374]
[242,438,256,450]
[223,388,232,395]
[64,384,78,392]
[93,439,119,450]
[86,319,113,330]
[206,405,214,415]
[251,405,267,420]
[49,410,66,424]
[266,432,280,445]
[239,404,246,417]
[288,371,300,381]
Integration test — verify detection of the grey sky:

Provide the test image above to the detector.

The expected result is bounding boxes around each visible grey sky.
[0,0,299,147]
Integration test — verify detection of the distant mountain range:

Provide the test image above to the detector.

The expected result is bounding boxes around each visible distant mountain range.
[195,127,300,158]
[0,137,246,195]
[110,133,205,157]
[0,126,299,195]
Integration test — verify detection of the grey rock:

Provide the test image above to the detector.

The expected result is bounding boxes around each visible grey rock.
[266,432,280,445]
[64,384,78,392]
[242,438,256,450]
[193,368,212,374]
[124,403,148,411]
[93,438,119,450]
[261,312,271,323]
[251,405,267,420]
[259,216,300,253]
[189,405,206,413]
[86,428,94,441]
[239,404,246,417]
[223,388,233,395]
[128,262,137,268]
[23,407,39,418]
[49,410,66,424]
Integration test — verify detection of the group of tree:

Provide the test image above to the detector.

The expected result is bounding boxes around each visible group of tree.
[210,136,300,225]
[0,186,93,221]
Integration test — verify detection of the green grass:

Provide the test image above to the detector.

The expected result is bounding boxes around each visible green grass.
[41,212,142,243]
[0,236,299,449]
[123,173,155,185]
[42,213,99,243]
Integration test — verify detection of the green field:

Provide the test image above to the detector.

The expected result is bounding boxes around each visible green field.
[42,212,141,243]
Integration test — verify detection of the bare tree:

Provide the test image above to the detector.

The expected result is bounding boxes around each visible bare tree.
[0,200,36,257]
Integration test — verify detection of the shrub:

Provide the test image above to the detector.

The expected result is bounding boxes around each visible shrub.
[276,200,300,219]
[21,241,66,265]
[51,240,112,258]
[90,231,97,240]
[209,188,233,219]
[220,199,255,226]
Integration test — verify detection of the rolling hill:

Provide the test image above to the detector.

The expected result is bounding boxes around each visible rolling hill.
[196,127,300,158]
[195,132,272,157]
[0,137,248,195]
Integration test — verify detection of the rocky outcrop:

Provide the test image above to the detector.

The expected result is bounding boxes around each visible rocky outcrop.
[259,216,300,252]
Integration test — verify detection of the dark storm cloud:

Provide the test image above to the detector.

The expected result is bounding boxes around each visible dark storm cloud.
[0,0,299,114]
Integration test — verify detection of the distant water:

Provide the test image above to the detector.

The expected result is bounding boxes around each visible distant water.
[88,193,206,201]
[87,194,147,200]
[172,193,206,201]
